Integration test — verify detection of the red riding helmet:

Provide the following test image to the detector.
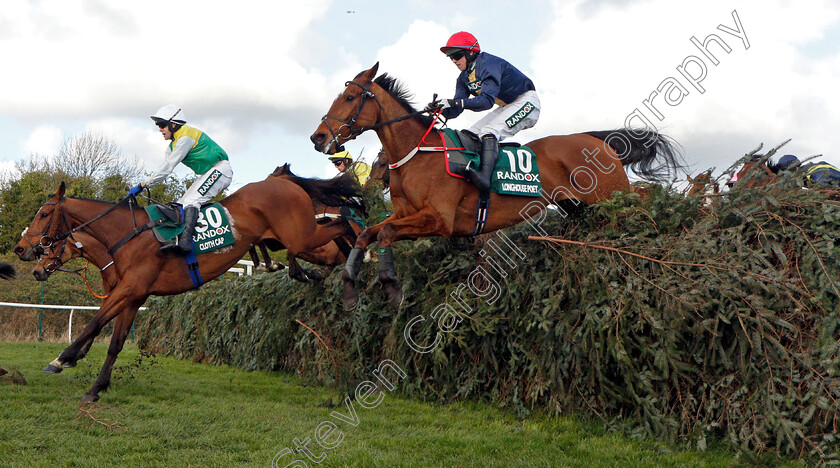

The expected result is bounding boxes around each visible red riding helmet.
[440,31,481,56]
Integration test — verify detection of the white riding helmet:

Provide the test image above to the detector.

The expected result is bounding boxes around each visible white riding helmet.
[151,105,187,126]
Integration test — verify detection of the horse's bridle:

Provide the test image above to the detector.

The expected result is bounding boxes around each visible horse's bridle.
[319,80,382,150]
[24,195,134,272]
[19,199,72,258]
[318,80,433,151]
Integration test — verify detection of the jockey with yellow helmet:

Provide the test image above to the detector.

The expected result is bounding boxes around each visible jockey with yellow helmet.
[427,31,540,193]
[328,147,371,185]
[127,104,233,254]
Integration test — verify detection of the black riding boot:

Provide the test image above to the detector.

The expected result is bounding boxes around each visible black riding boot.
[176,206,199,255]
[464,134,498,193]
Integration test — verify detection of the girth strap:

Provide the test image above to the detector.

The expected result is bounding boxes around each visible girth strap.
[108,219,167,255]
[472,193,491,236]
[184,249,203,289]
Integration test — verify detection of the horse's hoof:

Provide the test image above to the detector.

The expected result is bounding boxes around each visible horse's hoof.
[80,393,99,404]
[342,290,359,311]
[305,269,324,281]
[62,361,76,368]
[43,364,63,374]
[385,285,404,310]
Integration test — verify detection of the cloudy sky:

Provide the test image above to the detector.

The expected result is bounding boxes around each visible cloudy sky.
[1,0,838,191]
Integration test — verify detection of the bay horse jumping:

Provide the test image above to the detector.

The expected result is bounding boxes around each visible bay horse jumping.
[310,63,683,309]
[14,176,356,402]
[268,164,366,278]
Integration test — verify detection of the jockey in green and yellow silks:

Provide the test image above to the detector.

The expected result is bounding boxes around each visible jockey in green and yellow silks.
[127,104,233,255]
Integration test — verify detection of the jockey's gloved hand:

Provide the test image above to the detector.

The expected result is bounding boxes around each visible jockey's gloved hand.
[127,184,145,197]
[438,99,455,111]
[423,99,441,112]
[424,99,455,112]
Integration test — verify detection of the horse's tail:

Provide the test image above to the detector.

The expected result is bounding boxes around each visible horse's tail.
[585,129,685,182]
[283,171,368,217]
[0,262,15,280]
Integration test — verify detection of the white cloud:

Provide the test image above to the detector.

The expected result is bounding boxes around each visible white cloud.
[0,161,19,183]
[531,0,840,174]
[0,0,332,121]
[1,0,838,185]
[22,126,63,156]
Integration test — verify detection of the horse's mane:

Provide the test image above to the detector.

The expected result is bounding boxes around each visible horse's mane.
[743,154,785,174]
[373,73,436,128]
[273,165,367,217]
[766,158,785,174]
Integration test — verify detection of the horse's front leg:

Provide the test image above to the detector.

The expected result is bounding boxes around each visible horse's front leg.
[344,209,441,310]
[82,304,141,403]
[341,225,381,310]
[376,223,403,309]
[260,242,283,272]
[287,255,309,283]
[45,305,116,373]
[248,246,263,271]
[45,288,138,373]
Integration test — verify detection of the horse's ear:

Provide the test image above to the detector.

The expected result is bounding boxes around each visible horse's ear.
[367,62,379,80]
[57,182,65,198]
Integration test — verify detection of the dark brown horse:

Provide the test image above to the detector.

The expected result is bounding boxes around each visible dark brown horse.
[1,262,15,376]
[310,63,683,309]
[31,230,121,360]
[0,262,14,280]
[14,176,356,402]
[367,149,390,189]
[252,164,366,279]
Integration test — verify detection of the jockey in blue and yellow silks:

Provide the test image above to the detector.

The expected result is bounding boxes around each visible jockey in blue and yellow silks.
[426,31,541,193]
[127,104,233,254]
[777,154,840,186]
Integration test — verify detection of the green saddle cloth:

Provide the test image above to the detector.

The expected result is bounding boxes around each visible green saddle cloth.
[144,203,234,254]
[441,128,542,197]
[144,205,183,243]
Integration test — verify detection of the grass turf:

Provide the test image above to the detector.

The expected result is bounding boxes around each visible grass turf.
[0,342,791,467]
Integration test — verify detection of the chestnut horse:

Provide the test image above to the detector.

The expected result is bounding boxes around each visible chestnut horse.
[686,171,720,207]
[14,177,356,402]
[310,63,683,309]
[727,155,780,189]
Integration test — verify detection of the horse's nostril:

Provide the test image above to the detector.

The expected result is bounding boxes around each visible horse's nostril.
[14,247,22,254]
